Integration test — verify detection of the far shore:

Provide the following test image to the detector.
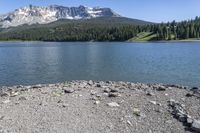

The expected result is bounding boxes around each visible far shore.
[1,39,200,43]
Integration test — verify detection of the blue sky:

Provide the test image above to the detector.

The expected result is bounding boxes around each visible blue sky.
[0,0,199,22]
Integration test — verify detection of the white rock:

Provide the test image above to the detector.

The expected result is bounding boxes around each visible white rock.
[2,99,10,104]
[191,120,200,132]
[107,102,120,107]
[95,101,100,105]
[127,120,132,126]
[10,91,20,97]
[149,101,157,105]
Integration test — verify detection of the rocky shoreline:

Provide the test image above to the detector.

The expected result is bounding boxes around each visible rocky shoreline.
[0,81,199,133]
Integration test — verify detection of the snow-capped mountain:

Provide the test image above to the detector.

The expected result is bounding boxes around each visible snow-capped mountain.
[0,5,120,28]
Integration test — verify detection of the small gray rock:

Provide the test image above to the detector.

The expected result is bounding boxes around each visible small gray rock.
[2,99,10,104]
[146,91,154,96]
[90,96,99,101]
[32,84,42,88]
[95,94,102,98]
[90,90,97,95]
[0,116,4,120]
[0,92,9,97]
[108,93,121,97]
[106,81,111,84]
[17,85,24,88]
[178,114,187,122]
[96,84,101,88]
[191,87,199,90]
[110,88,119,93]
[18,96,27,101]
[57,100,63,103]
[157,86,166,91]
[187,118,193,125]
[165,120,173,124]
[186,93,194,97]
[133,108,141,116]
[104,88,111,93]
[88,80,93,86]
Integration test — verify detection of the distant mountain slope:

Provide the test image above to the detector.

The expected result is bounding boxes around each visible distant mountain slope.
[1,17,152,31]
[0,5,121,28]
[0,17,153,41]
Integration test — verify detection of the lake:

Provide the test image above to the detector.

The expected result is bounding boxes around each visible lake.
[0,42,199,87]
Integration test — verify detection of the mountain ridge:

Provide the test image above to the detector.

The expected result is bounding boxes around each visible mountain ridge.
[0,5,121,28]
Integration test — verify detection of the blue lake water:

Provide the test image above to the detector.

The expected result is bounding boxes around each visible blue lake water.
[0,42,199,87]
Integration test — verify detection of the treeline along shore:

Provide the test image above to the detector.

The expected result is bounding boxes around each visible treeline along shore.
[1,17,200,42]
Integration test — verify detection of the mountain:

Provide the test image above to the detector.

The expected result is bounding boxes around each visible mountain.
[0,5,154,41]
[0,5,121,28]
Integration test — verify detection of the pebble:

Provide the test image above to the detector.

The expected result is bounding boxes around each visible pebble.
[149,101,157,105]
[90,96,99,101]
[180,98,185,101]
[107,102,120,107]
[0,93,9,97]
[90,91,97,95]
[127,120,132,126]
[57,100,63,103]
[133,108,141,116]
[62,104,67,108]
[191,87,199,90]
[165,120,173,124]
[18,96,27,101]
[108,93,121,97]
[16,85,23,88]
[2,99,10,104]
[96,84,101,88]
[88,80,93,86]
[0,116,4,120]
[10,91,20,97]
[106,81,111,84]
[157,86,166,91]
[25,86,32,89]
[187,117,193,124]
[94,101,100,105]
[104,88,111,93]
[95,94,102,98]
[186,93,194,97]
[146,91,154,96]
[32,84,42,88]
[63,88,75,93]
[110,88,119,93]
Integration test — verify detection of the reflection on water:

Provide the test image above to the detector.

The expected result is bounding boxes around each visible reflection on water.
[0,42,200,87]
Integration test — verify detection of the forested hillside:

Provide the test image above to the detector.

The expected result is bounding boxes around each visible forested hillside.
[0,16,200,41]
[153,16,200,40]
[0,17,151,41]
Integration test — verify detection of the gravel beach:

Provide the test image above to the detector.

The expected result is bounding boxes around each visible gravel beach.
[0,81,199,133]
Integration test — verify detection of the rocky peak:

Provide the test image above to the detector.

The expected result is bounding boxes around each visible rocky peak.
[0,5,120,28]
